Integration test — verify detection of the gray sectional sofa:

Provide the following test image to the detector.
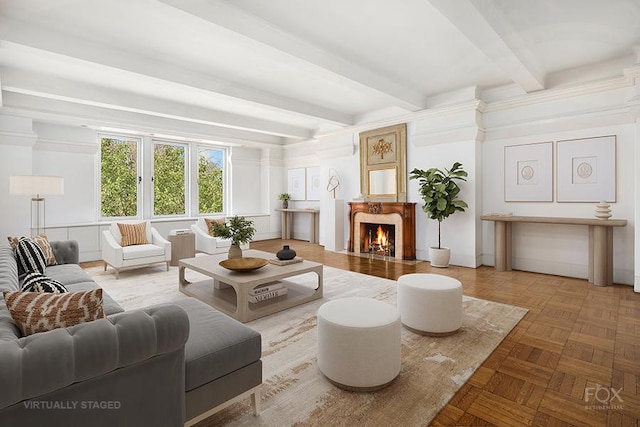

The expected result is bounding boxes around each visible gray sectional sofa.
[0,240,262,427]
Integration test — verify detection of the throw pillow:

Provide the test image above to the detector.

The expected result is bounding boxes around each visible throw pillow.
[117,222,148,246]
[15,237,47,275]
[21,272,68,293]
[204,218,226,237]
[7,234,58,266]
[3,289,105,336]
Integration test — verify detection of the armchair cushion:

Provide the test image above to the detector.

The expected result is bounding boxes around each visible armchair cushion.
[109,221,153,246]
[122,244,166,260]
[117,222,149,246]
[204,217,226,236]
[3,289,105,336]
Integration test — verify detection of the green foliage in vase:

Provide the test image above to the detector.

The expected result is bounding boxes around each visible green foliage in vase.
[209,216,256,245]
[409,162,468,249]
[278,193,292,201]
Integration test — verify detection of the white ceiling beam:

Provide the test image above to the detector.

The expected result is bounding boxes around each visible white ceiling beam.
[2,92,287,146]
[0,30,352,127]
[1,68,313,139]
[160,0,426,110]
[428,0,545,92]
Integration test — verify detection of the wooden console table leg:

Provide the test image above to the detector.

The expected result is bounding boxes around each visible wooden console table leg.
[494,221,512,271]
[590,224,612,286]
[308,212,317,243]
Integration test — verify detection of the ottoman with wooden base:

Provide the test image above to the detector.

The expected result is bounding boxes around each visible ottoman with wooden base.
[397,273,463,336]
[317,297,401,391]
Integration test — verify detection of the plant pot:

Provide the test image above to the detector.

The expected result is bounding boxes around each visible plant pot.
[429,247,450,268]
[282,200,289,209]
[228,243,243,259]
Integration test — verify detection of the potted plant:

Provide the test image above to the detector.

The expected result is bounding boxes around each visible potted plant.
[208,215,256,258]
[409,162,468,267]
[278,193,292,209]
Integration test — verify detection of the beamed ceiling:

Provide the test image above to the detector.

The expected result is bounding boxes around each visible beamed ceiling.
[1,0,639,146]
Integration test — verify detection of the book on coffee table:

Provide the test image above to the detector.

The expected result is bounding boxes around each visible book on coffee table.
[269,257,303,266]
[249,287,288,303]
[249,282,286,296]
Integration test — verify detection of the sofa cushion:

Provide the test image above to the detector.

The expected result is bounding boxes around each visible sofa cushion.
[122,244,165,260]
[8,234,57,266]
[15,238,47,276]
[3,289,105,336]
[66,281,124,316]
[169,298,261,392]
[45,263,94,286]
[21,272,68,293]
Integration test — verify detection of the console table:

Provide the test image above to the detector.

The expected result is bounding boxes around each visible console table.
[275,208,320,243]
[480,215,627,286]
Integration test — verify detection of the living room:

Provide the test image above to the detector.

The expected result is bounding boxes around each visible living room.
[1,1,640,426]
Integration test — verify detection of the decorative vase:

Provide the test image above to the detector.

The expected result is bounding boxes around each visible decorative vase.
[595,201,611,220]
[283,200,289,209]
[429,247,450,268]
[276,245,296,260]
[228,243,243,259]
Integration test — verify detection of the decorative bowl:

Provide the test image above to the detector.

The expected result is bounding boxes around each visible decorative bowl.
[219,257,269,272]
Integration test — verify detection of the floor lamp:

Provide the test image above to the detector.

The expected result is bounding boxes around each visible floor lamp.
[9,175,64,236]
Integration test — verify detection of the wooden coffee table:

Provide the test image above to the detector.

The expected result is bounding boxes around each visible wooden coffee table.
[178,249,323,323]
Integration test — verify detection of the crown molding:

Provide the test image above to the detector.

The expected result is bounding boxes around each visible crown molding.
[0,129,37,146]
[33,138,98,154]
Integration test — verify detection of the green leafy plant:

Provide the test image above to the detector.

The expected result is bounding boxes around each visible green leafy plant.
[209,216,256,245]
[409,162,468,249]
[278,193,292,201]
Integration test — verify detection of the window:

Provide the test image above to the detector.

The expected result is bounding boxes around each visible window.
[100,135,227,219]
[198,147,224,214]
[153,141,186,216]
[100,136,140,217]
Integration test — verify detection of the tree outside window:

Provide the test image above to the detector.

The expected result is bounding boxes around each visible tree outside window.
[154,143,186,216]
[198,148,224,214]
[101,136,139,217]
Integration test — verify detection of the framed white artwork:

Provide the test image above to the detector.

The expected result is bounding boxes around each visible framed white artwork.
[504,142,553,202]
[287,168,306,200]
[306,166,321,201]
[556,135,616,202]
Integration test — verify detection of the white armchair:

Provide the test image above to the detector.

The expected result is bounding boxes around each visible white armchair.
[191,217,249,254]
[102,221,171,279]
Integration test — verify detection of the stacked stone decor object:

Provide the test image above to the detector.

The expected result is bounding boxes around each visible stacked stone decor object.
[595,201,612,220]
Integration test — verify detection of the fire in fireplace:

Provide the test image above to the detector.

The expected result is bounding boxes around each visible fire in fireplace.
[360,223,395,257]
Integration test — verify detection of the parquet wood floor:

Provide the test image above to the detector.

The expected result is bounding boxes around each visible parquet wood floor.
[250,239,640,427]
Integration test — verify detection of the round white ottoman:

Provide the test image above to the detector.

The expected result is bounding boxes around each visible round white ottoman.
[317,297,401,391]
[397,273,463,336]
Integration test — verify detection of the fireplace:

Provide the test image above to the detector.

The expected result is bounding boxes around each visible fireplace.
[348,202,416,260]
[360,223,395,256]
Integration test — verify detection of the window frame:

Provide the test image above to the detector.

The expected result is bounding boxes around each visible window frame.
[151,139,189,218]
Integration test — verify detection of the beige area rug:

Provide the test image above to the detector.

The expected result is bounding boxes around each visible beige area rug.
[87,262,527,426]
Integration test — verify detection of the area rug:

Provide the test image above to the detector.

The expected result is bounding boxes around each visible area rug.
[88,263,527,426]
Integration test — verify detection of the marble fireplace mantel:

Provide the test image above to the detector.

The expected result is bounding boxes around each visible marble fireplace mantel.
[347,202,416,260]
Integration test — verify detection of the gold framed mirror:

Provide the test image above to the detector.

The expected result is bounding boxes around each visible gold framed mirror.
[359,123,407,202]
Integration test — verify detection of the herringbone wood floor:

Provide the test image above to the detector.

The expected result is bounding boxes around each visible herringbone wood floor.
[250,239,640,427]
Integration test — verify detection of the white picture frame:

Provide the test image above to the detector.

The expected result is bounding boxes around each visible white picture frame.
[306,166,321,201]
[287,168,306,201]
[504,142,553,202]
[557,135,616,202]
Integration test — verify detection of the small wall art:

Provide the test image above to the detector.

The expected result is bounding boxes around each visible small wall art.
[504,141,553,202]
[287,167,306,200]
[305,166,321,201]
[556,135,616,202]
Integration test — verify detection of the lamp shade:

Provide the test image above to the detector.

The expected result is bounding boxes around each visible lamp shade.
[10,175,64,196]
